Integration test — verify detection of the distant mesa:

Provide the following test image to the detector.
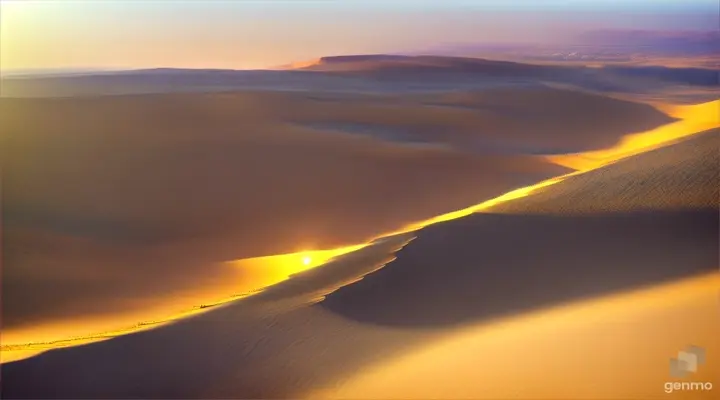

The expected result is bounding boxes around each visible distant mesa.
[280,58,323,70]
[275,53,719,87]
[279,54,544,75]
[277,55,410,70]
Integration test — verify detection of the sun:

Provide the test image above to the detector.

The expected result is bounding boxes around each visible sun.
[302,256,312,266]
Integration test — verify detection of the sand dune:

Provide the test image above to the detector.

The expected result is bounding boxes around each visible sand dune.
[2,99,717,398]
[320,208,716,327]
[3,86,670,338]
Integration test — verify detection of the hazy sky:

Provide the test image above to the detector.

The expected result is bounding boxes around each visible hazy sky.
[1,0,717,70]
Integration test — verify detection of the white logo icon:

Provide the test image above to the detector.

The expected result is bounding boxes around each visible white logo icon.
[670,345,706,378]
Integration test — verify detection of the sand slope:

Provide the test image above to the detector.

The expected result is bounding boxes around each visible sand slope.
[504,127,719,213]
[2,110,717,399]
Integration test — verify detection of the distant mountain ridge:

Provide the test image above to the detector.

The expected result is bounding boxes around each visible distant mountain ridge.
[407,30,719,68]
[576,29,720,54]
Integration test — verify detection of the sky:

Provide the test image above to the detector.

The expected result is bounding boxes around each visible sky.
[1,0,717,71]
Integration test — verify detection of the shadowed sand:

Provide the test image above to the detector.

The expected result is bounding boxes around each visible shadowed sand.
[2,112,717,398]
[2,86,669,341]
[315,273,719,400]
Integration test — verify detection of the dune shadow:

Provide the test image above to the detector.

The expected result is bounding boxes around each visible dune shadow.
[319,208,719,327]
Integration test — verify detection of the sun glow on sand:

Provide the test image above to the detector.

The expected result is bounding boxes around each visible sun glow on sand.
[0,244,365,363]
[2,100,717,365]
